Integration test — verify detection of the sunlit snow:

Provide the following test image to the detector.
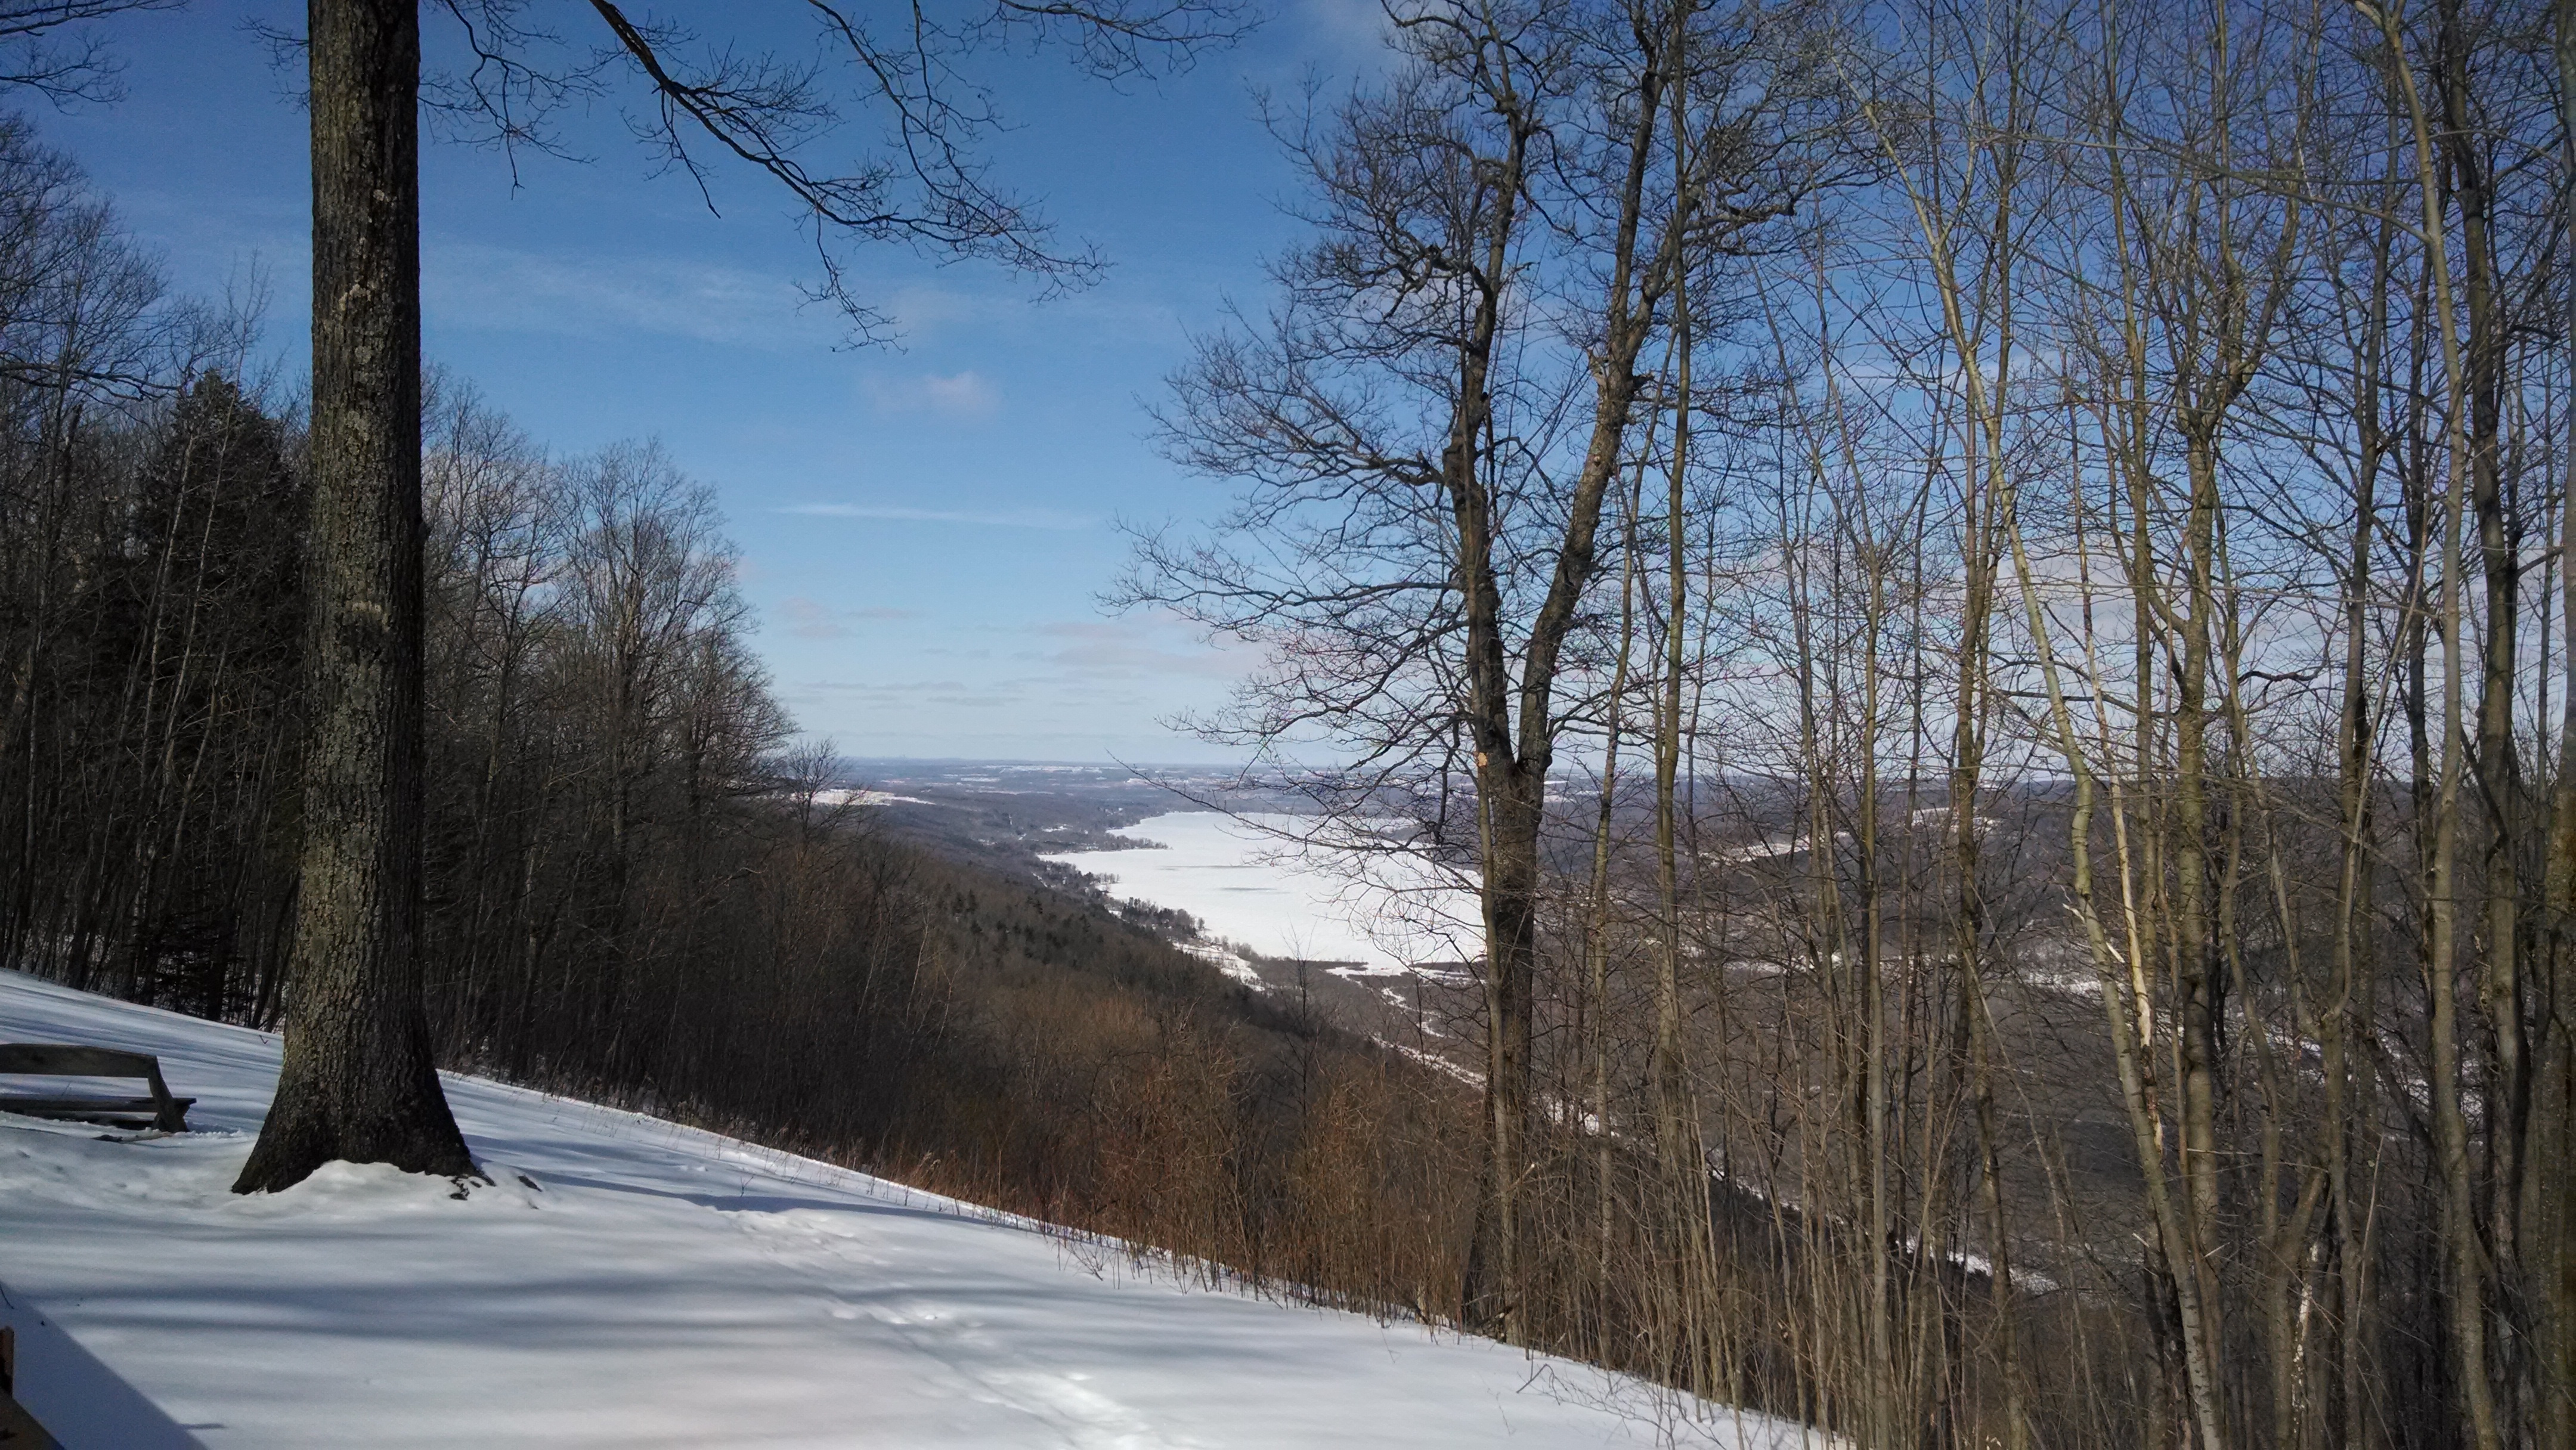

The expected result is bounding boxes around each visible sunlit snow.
[0,969,1818,1449]
[1042,811,1481,971]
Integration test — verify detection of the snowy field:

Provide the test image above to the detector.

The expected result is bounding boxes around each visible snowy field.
[0,969,1814,1448]
[1042,812,1479,972]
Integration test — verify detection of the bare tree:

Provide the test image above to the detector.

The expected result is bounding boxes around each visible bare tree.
[1128,0,1824,1341]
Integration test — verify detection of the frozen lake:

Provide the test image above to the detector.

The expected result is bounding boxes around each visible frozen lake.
[1041,811,1478,972]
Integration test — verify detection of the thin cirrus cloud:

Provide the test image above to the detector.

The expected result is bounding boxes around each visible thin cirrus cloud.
[778,503,1094,531]
[1020,618,1247,681]
[860,369,1000,419]
[776,597,920,639]
[423,242,822,349]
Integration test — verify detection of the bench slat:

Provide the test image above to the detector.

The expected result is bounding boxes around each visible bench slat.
[0,1096,187,1114]
[0,1390,64,1450]
[0,1045,157,1077]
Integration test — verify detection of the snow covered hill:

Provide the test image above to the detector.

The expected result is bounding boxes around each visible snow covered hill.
[0,969,1812,1448]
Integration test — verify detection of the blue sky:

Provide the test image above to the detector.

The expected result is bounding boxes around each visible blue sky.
[42,1,1394,762]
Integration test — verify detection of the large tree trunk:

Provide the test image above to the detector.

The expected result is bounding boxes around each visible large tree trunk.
[233,0,477,1194]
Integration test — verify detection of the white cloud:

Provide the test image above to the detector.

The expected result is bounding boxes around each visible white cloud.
[860,370,1001,419]
[1018,615,1249,681]
[422,241,823,349]
[776,597,919,639]
[777,503,1092,531]
[875,281,1187,349]
[1297,0,1397,55]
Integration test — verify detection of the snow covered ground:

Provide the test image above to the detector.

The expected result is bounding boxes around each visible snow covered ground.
[0,969,1813,1448]
[1043,812,1479,972]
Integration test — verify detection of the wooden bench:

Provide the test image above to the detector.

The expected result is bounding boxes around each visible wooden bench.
[0,1045,193,1132]
[1,1325,65,1448]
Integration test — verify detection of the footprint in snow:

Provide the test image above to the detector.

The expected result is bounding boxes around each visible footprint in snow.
[982,1370,1197,1450]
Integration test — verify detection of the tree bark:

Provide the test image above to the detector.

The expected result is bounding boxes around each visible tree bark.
[1451,88,1533,1339]
[234,0,478,1194]
[2371,10,2503,1441]
[2535,4,2576,1442]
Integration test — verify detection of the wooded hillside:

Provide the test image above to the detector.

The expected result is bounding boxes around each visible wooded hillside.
[0,112,1491,1343]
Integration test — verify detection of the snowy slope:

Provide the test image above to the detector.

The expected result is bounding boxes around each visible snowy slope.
[0,970,1812,1448]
